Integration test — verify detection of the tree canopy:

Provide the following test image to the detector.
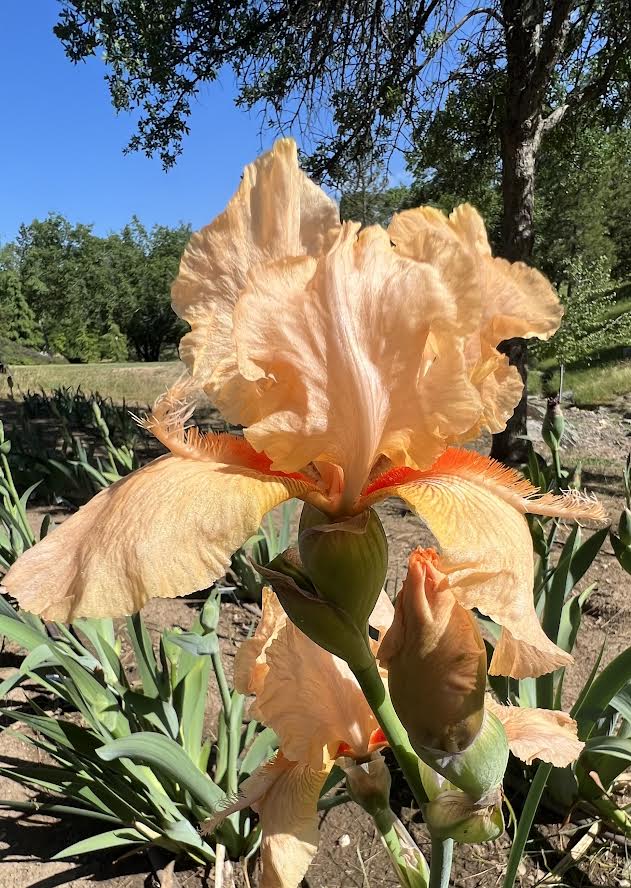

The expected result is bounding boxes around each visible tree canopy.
[53,0,631,459]
[1,215,190,363]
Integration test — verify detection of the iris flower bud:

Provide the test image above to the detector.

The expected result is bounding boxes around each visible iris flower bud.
[256,505,388,668]
[542,394,565,451]
[342,753,392,816]
[379,549,487,755]
[298,504,388,631]
[257,548,374,669]
[423,786,504,844]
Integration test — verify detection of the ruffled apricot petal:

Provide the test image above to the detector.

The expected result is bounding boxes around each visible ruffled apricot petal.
[3,456,308,621]
[172,138,340,419]
[233,223,482,506]
[390,204,562,344]
[235,588,381,770]
[362,449,605,679]
[390,204,562,442]
[486,698,583,766]
[204,753,326,888]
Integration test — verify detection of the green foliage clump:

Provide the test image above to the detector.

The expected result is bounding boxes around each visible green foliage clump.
[2,214,189,364]
[535,256,631,367]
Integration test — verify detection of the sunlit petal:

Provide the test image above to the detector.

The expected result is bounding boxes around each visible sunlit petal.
[3,455,309,621]
[390,204,562,441]
[363,448,606,678]
[172,138,340,421]
[233,223,482,507]
[486,697,583,766]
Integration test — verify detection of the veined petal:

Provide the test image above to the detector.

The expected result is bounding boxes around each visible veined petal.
[390,204,562,442]
[204,753,326,888]
[172,138,340,419]
[233,223,482,507]
[235,589,380,770]
[3,455,309,621]
[362,448,606,679]
[390,204,562,343]
[486,698,583,766]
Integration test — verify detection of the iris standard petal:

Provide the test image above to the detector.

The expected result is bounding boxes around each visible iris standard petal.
[486,698,584,766]
[232,223,482,508]
[363,448,606,679]
[390,203,562,443]
[172,138,340,420]
[2,455,309,621]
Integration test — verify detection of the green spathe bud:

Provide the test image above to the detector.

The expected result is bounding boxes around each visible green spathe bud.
[423,787,504,844]
[299,504,388,631]
[431,711,510,801]
[542,395,565,451]
[258,548,373,669]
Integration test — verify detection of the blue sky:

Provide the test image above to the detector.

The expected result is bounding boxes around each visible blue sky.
[0,1,289,243]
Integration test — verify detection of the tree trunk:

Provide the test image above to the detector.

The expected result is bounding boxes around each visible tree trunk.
[492,0,543,464]
[491,130,539,464]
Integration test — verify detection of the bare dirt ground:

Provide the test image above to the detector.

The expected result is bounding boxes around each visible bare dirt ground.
[1,393,631,887]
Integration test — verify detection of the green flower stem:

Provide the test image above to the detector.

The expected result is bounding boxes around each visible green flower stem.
[351,657,428,807]
[373,808,415,882]
[211,648,232,718]
[429,835,453,888]
[317,791,351,811]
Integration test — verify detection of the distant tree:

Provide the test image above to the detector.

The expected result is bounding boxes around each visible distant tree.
[0,244,41,349]
[54,0,631,460]
[12,214,189,363]
[535,124,631,284]
[339,155,413,227]
[118,219,190,362]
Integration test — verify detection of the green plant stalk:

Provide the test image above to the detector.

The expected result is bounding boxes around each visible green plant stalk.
[429,835,453,888]
[317,791,351,811]
[503,762,553,888]
[211,648,232,718]
[373,806,429,887]
[351,657,428,807]
[227,691,244,797]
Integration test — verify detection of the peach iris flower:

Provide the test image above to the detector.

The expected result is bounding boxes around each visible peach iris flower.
[205,587,391,888]
[3,139,604,679]
[214,584,582,888]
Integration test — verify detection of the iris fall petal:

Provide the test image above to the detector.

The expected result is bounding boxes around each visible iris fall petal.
[486,698,583,766]
[364,448,606,678]
[205,752,326,888]
[2,455,308,621]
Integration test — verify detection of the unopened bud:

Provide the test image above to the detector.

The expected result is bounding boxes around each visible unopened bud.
[258,548,373,669]
[299,504,388,632]
[542,395,565,451]
[379,549,486,755]
[423,787,504,844]
[342,753,391,817]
